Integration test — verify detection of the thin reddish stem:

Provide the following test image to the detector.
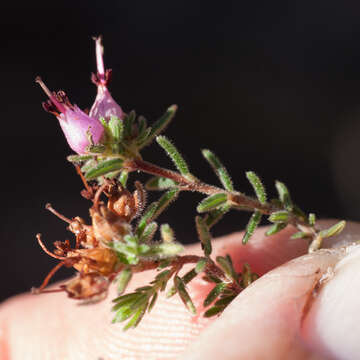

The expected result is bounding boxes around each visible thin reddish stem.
[75,164,93,195]
[45,203,72,224]
[36,234,67,260]
[35,261,65,292]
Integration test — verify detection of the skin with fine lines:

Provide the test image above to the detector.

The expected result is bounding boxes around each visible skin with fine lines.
[0,220,360,359]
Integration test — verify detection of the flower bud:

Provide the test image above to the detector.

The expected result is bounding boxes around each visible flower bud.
[36,77,104,154]
[89,37,124,122]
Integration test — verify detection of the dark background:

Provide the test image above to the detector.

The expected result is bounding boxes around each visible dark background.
[2,0,360,302]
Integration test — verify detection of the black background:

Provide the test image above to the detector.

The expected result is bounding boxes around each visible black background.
[2,0,360,302]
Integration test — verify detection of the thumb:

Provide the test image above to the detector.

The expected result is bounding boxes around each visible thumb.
[182,243,360,360]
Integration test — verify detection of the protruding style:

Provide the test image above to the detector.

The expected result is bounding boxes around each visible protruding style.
[89,36,124,122]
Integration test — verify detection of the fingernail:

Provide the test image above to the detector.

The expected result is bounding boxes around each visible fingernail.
[302,244,360,359]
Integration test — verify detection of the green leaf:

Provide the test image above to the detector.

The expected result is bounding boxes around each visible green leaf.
[195,258,207,273]
[85,158,124,180]
[124,110,136,138]
[119,171,128,188]
[216,255,238,283]
[290,231,310,239]
[202,149,234,191]
[137,115,147,137]
[242,210,262,244]
[292,205,306,222]
[123,305,147,331]
[148,292,158,313]
[214,295,237,307]
[108,115,124,142]
[112,303,136,323]
[174,276,196,315]
[153,189,179,220]
[139,222,158,243]
[117,268,132,295]
[182,268,198,284]
[268,210,289,223]
[145,176,178,191]
[195,216,212,256]
[142,242,184,258]
[197,193,228,213]
[246,171,267,204]
[87,144,106,153]
[160,223,175,243]
[136,127,152,146]
[81,159,97,173]
[275,181,293,211]
[136,202,158,237]
[265,223,287,236]
[204,283,227,307]
[205,204,231,228]
[204,306,225,318]
[319,220,346,238]
[167,268,199,298]
[241,263,258,288]
[139,105,177,148]
[308,213,316,226]
[112,293,139,309]
[67,154,93,163]
[156,136,190,176]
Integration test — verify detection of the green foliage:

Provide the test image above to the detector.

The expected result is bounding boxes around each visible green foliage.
[216,255,239,284]
[246,171,267,204]
[197,193,228,213]
[153,189,179,220]
[268,210,289,223]
[174,276,196,314]
[145,176,178,191]
[275,181,293,211]
[84,158,124,180]
[112,268,175,329]
[319,220,346,238]
[242,210,262,244]
[204,204,231,228]
[119,171,128,188]
[67,154,93,163]
[123,111,136,139]
[195,216,212,256]
[136,203,158,238]
[265,222,287,236]
[241,263,258,288]
[202,149,234,191]
[117,268,132,295]
[139,105,177,149]
[160,223,175,243]
[156,136,191,177]
[290,231,310,239]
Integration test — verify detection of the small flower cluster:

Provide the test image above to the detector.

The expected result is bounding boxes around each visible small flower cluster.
[37,37,123,155]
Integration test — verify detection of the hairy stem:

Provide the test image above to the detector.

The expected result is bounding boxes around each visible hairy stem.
[124,158,312,230]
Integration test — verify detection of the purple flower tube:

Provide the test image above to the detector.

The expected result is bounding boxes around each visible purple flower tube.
[89,37,124,122]
[36,77,104,155]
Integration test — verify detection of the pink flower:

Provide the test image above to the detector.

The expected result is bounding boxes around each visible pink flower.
[36,77,104,154]
[89,37,124,122]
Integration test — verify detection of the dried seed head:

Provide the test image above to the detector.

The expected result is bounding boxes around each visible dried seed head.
[63,273,110,300]
[90,205,132,244]
[72,247,118,276]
